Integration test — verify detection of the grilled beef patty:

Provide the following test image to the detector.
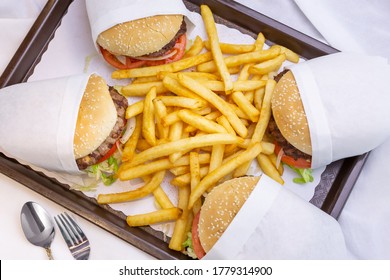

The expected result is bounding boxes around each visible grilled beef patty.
[145,18,187,57]
[268,116,312,162]
[76,87,128,170]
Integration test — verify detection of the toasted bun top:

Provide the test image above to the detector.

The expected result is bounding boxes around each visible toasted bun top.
[198,176,260,253]
[73,74,117,159]
[271,71,312,155]
[97,15,184,57]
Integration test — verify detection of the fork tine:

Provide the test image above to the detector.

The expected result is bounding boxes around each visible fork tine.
[55,212,90,260]
[54,215,74,247]
[64,212,87,241]
[61,213,83,243]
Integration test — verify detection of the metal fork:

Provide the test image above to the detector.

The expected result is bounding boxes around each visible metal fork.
[54,212,90,260]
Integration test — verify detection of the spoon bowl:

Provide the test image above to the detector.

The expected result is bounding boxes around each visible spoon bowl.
[20,201,55,259]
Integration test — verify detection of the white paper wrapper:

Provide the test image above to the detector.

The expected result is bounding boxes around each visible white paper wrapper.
[0,74,90,174]
[204,175,348,259]
[86,0,196,53]
[288,52,390,168]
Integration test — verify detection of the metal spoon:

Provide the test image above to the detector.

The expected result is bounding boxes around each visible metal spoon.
[20,201,55,260]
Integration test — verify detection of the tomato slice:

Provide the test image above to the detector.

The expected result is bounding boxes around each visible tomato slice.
[143,33,187,66]
[100,34,187,69]
[125,57,147,69]
[100,47,128,69]
[274,141,311,169]
[192,211,206,259]
[165,33,187,63]
[97,142,118,164]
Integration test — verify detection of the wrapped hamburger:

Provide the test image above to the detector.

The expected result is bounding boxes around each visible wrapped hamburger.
[188,175,348,259]
[0,73,128,184]
[268,52,390,169]
[86,0,194,69]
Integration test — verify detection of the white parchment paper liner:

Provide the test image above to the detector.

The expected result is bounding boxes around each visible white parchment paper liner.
[204,175,348,259]
[23,0,324,235]
[288,52,390,168]
[86,0,196,53]
[0,74,90,174]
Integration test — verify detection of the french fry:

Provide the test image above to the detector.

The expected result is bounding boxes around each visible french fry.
[184,110,221,133]
[132,76,160,84]
[171,166,209,188]
[162,110,181,127]
[169,166,190,176]
[260,141,275,155]
[254,32,266,51]
[153,186,174,209]
[198,80,266,92]
[216,115,236,135]
[126,207,182,227]
[189,152,202,214]
[178,109,227,134]
[125,100,144,119]
[201,5,233,92]
[122,114,142,162]
[257,154,284,185]
[97,170,166,204]
[162,76,205,101]
[183,35,204,58]
[209,144,225,173]
[119,158,172,180]
[169,185,191,251]
[168,120,184,163]
[157,96,207,110]
[249,53,286,75]
[142,87,157,146]
[228,103,250,120]
[237,63,253,81]
[158,71,219,81]
[188,142,262,209]
[231,91,260,122]
[178,74,248,138]
[251,79,276,143]
[277,45,300,63]
[233,159,253,178]
[254,87,265,111]
[112,52,213,79]
[128,133,239,167]
[197,46,281,73]
[153,98,169,140]
[121,81,168,96]
[136,138,152,151]
[204,41,255,54]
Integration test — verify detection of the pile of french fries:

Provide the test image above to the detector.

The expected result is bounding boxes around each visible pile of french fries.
[98,5,300,252]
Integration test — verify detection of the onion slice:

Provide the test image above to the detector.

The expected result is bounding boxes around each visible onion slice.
[120,117,136,144]
[275,147,284,169]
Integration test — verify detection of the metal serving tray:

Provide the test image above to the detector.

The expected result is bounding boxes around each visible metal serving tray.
[0,0,369,259]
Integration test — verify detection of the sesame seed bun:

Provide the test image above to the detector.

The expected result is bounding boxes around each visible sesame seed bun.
[73,74,117,159]
[198,176,260,253]
[97,15,184,57]
[271,71,312,155]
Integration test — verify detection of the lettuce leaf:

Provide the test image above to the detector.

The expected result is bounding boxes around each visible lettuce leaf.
[85,154,119,186]
[182,232,197,259]
[288,165,314,184]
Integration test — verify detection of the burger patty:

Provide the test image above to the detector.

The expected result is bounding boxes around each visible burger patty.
[146,19,187,57]
[268,116,312,162]
[76,87,128,170]
[274,69,289,82]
